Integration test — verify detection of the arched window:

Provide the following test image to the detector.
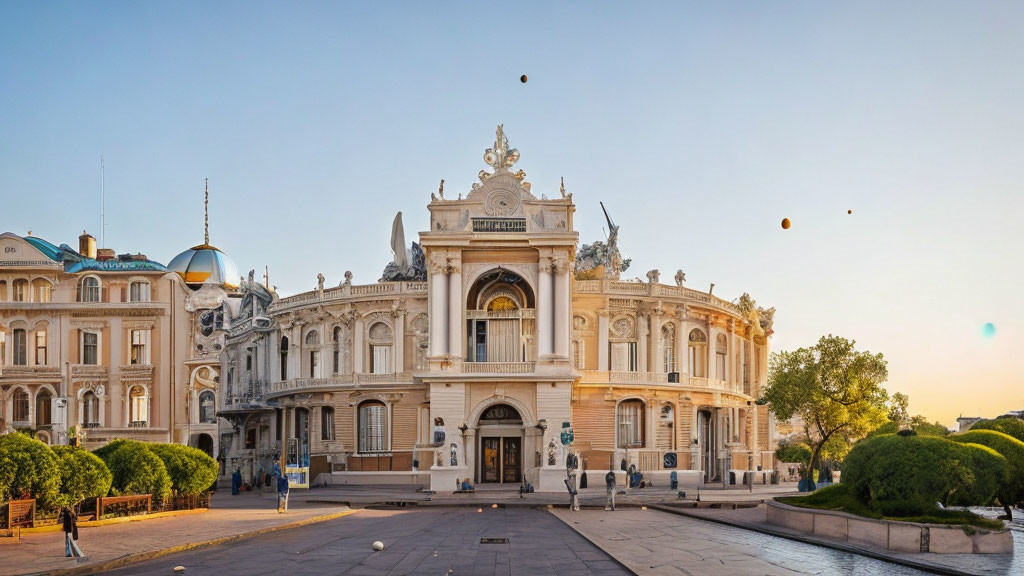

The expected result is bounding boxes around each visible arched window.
[466,270,534,363]
[321,406,335,440]
[572,340,582,369]
[358,400,388,453]
[662,324,676,373]
[32,279,51,303]
[129,280,151,302]
[199,390,216,424]
[12,279,28,302]
[716,334,727,380]
[36,389,53,427]
[13,329,27,365]
[82,391,99,427]
[305,330,319,378]
[617,399,645,449]
[367,322,393,374]
[688,329,707,378]
[0,279,7,301]
[129,386,148,426]
[12,389,30,424]
[78,276,101,302]
[279,336,289,381]
[332,326,342,374]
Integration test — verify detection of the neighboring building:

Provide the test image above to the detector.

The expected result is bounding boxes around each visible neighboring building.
[0,231,177,447]
[218,127,776,490]
[0,188,240,462]
[958,410,1024,433]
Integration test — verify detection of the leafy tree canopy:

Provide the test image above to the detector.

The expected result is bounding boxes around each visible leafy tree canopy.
[971,418,1024,443]
[51,445,112,508]
[762,335,889,483]
[0,433,60,508]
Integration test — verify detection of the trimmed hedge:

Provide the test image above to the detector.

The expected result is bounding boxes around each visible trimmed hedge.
[149,444,218,496]
[842,434,1007,516]
[51,445,113,508]
[950,430,1024,513]
[95,440,171,502]
[0,433,60,508]
[971,418,1024,443]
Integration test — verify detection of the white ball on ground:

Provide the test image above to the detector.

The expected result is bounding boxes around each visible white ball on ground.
[173,567,186,573]
[372,541,385,551]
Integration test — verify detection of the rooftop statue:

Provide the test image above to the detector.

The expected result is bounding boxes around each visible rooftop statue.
[574,203,631,280]
[381,211,427,282]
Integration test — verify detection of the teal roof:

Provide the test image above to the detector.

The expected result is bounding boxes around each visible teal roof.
[23,236,63,261]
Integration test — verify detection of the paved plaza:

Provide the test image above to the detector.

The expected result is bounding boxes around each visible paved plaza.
[103,507,629,576]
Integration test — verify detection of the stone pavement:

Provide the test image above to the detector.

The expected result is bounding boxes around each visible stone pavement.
[102,507,630,576]
[0,491,352,576]
[550,507,932,575]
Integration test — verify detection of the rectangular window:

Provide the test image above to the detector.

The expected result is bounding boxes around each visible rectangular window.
[321,408,335,440]
[12,281,26,302]
[83,332,98,365]
[358,403,387,452]
[35,331,46,365]
[0,332,5,366]
[130,330,147,365]
[617,402,645,448]
[716,353,726,380]
[13,329,27,365]
[245,428,256,449]
[628,342,638,372]
[371,345,391,374]
[37,283,51,303]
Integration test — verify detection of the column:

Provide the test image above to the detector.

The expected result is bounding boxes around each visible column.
[447,261,462,359]
[637,314,648,373]
[553,258,570,358]
[651,314,663,373]
[429,267,446,356]
[675,318,685,377]
[597,311,609,371]
[353,317,364,373]
[394,310,405,373]
[537,258,553,357]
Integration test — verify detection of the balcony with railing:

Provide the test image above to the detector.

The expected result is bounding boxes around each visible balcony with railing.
[266,372,414,397]
[579,370,746,394]
[574,279,743,317]
[269,281,428,314]
[460,362,536,374]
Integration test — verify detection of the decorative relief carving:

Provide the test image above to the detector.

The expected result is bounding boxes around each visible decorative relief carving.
[611,316,635,338]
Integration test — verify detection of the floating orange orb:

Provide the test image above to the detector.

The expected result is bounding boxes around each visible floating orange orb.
[781,218,791,230]
[520,74,528,83]
[491,504,498,509]
[848,209,853,215]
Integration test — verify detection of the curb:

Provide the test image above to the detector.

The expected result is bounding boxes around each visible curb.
[23,508,360,576]
[649,504,974,576]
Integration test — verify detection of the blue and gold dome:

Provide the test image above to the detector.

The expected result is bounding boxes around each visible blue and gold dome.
[168,243,239,290]
[168,179,239,290]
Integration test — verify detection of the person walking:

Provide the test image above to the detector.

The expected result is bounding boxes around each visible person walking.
[59,506,86,560]
[276,472,290,513]
[604,467,617,511]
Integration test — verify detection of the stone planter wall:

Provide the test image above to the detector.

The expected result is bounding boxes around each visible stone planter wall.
[766,500,1012,554]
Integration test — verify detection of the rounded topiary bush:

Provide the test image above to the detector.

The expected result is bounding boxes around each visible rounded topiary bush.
[91,438,131,462]
[0,433,60,508]
[51,445,113,508]
[96,439,170,502]
[149,444,218,496]
[842,434,1006,516]
[971,418,1024,443]
[951,430,1024,516]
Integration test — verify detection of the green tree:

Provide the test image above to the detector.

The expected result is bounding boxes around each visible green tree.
[96,440,171,502]
[775,438,812,465]
[950,430,1024,519]
[149,444,218,496]
[762,335,889,487]
[51,445,112,508]
[888,392,910,428]
[971,418,1024,443]
[0,433,60,508]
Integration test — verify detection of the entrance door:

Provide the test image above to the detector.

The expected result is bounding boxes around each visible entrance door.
[502,437,521,483]
[480,437,522,484]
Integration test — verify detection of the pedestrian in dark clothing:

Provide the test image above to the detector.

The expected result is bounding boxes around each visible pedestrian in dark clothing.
[232,468,242,495]
[60,506,85,559]
[276,473,290,513]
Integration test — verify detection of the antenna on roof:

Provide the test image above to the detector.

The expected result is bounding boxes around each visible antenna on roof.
[204,178,210,245]
[100,155,106,248]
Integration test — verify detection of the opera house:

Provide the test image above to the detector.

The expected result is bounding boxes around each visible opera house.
[217,127,778,491]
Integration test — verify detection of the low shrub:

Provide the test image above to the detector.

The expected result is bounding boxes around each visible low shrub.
[96,440,171,502]
[971,418,1024,443]
[51,445,112,508]
[149,444,218,496]
[950,430,1024,517]
[842,434,1006,516]
[0,433,60,508]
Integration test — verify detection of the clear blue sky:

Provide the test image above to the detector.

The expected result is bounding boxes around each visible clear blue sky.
[2,1,1022,425]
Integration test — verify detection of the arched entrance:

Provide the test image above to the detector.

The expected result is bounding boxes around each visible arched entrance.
[698,409,718,483]
[476,403,523,484]
[192,433,214,457]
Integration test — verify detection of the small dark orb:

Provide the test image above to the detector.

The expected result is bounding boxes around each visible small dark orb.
[520,74,528,83]
[781,218,791,230]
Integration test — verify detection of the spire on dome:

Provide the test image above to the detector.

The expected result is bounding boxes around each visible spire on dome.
[204,178,210,246]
